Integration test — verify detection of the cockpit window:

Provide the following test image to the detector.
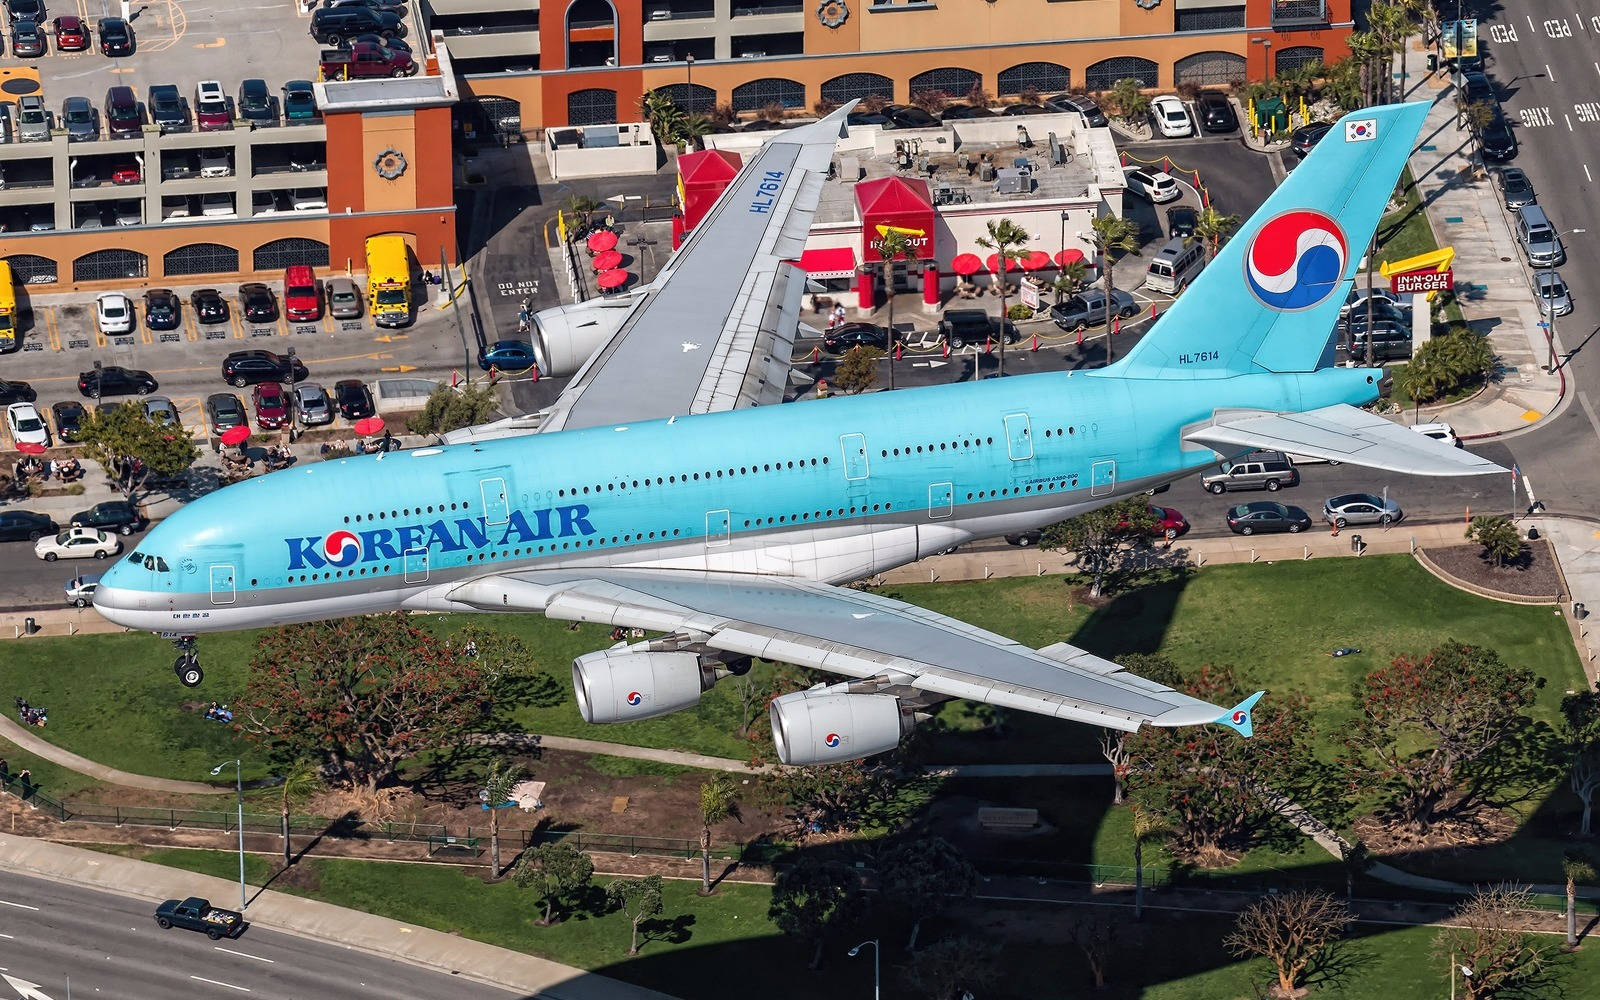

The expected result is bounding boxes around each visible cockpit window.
[143,555,170,572]
[128,551,145,564]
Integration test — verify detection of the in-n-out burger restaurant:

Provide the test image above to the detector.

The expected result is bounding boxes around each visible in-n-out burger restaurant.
[672,113,1131,314]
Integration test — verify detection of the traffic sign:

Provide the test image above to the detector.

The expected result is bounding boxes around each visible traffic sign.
[1020,280,1040,310]
[1391,269,1453,294]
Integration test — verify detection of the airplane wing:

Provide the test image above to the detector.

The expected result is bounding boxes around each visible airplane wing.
[443,568,1257,736]
[1184,403,1507,476]
[535,105,855,434]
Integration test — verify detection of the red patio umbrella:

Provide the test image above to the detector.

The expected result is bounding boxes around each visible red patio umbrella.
[596,269,630,291]
[585,230,618,253]
[984,253,1014,274]
[353,416,386,437]
[218,425,250,447]
[1055,249,1087,268]
[591,249,623,271]
[15,441,46,455]
[950,253,982,276]
[1022,250,1052,271]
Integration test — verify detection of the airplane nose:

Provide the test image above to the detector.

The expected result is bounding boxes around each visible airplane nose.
[91,582,142,627]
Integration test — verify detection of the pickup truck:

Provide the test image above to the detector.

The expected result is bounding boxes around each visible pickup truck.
[155,897,245,939]
[319,43,415,79]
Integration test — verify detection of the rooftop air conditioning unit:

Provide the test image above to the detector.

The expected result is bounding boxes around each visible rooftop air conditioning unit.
[994,167,1029,195]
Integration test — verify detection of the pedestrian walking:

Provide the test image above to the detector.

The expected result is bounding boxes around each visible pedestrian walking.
[832,302,847,327]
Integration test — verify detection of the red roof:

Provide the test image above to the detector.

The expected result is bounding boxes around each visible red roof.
[854,176,933,218]
[797,247,859,279]
[677,149,742,186]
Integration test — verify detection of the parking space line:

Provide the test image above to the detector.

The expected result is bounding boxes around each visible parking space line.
[231,313,244,339]
[44,307,60,352]
[278,315,290,337]
[185,314,199,342]
[140,319,154,346]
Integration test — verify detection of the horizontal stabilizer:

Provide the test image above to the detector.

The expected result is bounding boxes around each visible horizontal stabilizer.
[1214,691,1265,738]
[1184,404,1507,477]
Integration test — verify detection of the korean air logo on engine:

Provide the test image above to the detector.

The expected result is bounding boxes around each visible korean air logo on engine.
[626,691,644,707]
[1243,210,1347,312]
[824,732,841,748]
[323,530,362,568]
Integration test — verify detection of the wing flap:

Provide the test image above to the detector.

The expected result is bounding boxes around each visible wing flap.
[1185,403,1507,476]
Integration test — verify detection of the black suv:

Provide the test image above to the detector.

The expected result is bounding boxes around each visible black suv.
[238,283,279,324]
[104,85,141,136]
[1195,90,1237,133]
[309,6,404,44]
[1475,111,1517,162]
[939,309,1019,350]
[144,289,181,330]
[334,378,375,419]
[238,79,277,125]
[222,350,308,387]
[70,500,146,536]
[0,510,57,542]
[78,366,157,398]
[0,379,37,404]
[148,85,190,133]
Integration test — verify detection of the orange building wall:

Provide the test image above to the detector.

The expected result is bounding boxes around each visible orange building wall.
[328,210,458,275]
[413,106,456,209]
[361,117,420,214]
[325,112,369,215]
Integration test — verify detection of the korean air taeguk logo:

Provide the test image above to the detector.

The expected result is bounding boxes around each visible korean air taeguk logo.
[824,732,841,748]
[323,530,362,568]
[626,691,643,707]
[1243,209,1347,311]
[1231,709,1248,725]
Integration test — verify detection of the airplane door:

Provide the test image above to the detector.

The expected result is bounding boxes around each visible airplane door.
[1004,413,1034,461]
[480,477,509,525]
[404,547,429,583]
[1091,459,1116,497]
[208,564,236,605]
[706,509,731,547]
[839,433,869,481]
[928,482,953,519]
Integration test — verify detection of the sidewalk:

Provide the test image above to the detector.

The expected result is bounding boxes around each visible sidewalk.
[0,832,679,1000]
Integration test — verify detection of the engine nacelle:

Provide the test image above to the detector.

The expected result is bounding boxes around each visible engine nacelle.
[769,688,912,766]
[572,648,714,723]
[531,297,637,377]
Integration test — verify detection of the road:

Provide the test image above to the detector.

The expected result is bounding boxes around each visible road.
[0,870,515,1000]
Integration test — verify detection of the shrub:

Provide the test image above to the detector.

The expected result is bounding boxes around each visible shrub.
[1007,304,1034,320]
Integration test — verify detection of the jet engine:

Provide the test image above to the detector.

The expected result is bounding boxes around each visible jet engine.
[572,648,717,723]
[769,686,913,765]
[531,296,637,377]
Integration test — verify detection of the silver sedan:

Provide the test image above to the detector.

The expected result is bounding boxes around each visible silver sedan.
[292,382,334,426]
[1323,492,1403,527]
[1535,271,1573,318]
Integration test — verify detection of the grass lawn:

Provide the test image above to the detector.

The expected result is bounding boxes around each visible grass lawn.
[1377,165,1441,267]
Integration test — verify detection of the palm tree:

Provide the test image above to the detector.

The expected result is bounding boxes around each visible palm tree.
[1052,258,1091,304]
[1108,77,1150,124]
[1130,805,1166,922]
[1089,213,1140,367]
[482,757,526,880]
[1389,0,1427,99]
[1562,852,1595,950]
[876,229,915,391]
[974,219,1032,378]
[278,761,320,867]
[1368,1,1413,105]
[1192,207,1240,262]
[697,775,739,895]
[1391,359,1441,420]
[638,89,682,143]
[565,195,602,239]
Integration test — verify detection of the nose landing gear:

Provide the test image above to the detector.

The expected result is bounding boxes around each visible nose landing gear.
[171,635,204,687]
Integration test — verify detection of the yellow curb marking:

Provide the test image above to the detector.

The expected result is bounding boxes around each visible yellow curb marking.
[1521,409,1543,422]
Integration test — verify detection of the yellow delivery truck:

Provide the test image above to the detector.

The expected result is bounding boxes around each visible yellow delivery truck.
[0,261,17,354]
[365,235,412,328]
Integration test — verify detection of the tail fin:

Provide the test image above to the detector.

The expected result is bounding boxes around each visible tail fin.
[1116,102,1431,380]
[1214,691,1265,738]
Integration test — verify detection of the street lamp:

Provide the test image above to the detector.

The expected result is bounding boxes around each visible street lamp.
[1252,37,1273,80]
[211,759,247,911]
[686,52,694,91]
[1542,228,1586,373]
[1450,955,1473,1000]
[847,939,879,1000]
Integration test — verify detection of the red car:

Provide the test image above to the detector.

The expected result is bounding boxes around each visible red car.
[111,161,141,185]
[54,15,89,51]
[251,381,289,430]
[1118,504,1190,538]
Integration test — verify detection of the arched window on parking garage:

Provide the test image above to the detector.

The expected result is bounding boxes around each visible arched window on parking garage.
[1085,56,1159,92]
[3,254,57,285]
[164,243,239,278]
[1275,46,1325,76]
[997,62,1069,97]
[253,238,330,271]
[567,88,618,126]
[654,83,716,116]
[908,67,980,102]
[1174,51,1247,88]
[820,73,894,107]
[731,78,805,114]
[72,249,147,283]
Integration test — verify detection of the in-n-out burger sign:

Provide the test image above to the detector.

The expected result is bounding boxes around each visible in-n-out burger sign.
[868,224,933,260]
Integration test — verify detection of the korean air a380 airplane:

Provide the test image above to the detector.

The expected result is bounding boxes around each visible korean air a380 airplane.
[93,100,1502,765]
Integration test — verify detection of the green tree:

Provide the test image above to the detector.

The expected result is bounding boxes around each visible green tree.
[1130,804,1167,921]
[406,382,499,436]
[564,195,602,234]
[1562,852,1595,950]
[1367,1,1412,104]
[1108,77,1150,122]
[1345,641,1538,835]
[761,759,890,834]
[1052,258,1091,303]
[974,218,1032,377]
[899,936,1001,1000]
[638,89,687,146]
[697,774,739,895]
[1466,515,1523,568]
[1225,890,1352,997]
[1192,206,1241,262]
[276,759,321,867]
[78,401,200,501]
[1392,358,1446,420]
[605,875,665,956]
[1432,885,1557,999]
[1561,690,1600,836]
[876,228,914,391]
[831,345,883,395]
[1101,653,1183,805]
[770,857,860,970]
[1039,496,1157,598]
[877,836,978,951]
[513,842,595,926]
[1089,213,1140,366]
[482,757,526,880]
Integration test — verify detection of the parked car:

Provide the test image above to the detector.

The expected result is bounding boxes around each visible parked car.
[5,401,49,447]
[282,80,318,121]
[1150,95,1192,138]
[0,379,38,404]
[1119,504,1189,538]
[148,84,190,133]
[5,0,43,25]
[251,381,289,429]
[1195,90,1238,133]
[141,395,180,427]
[11,17,44,56]
[94,293,134,334]
[1202,450,1298,494]
[0,510,57,543]
[283,265,320,322]
[823,322,895,354]
[36,526,121,561]
[309,6,405,44]
[238,283,279,323]
[939,308,1019,350]
[142,289,180,331]
[191,288,230,324]
[883,105,939,129]
[104,85,141,136]
[78,365,157,398]
[1412,422,1460,447]
[1323,492,1403,528]
[1050,289,1137,330]
[64,573,100,607]
[222,349,307,387]
[204,392,248,443]
[1346,322,1414,362]
[113,199,140,227]
[1124,167,1180,204]
[1289,121,1334,156]
[333,378,375,419]
[51,400,87,442]
[96,15,133,56]
[478,339,538,371]
[237,78,277,125]
[1534,270,1573,318]
[1227,501,1312,535]
[61,96,97,142]
[1475,111,1518,161]
[194,79,231,130]
[319,40,415,78]
[1459,70,1495,104]
[1339,301,1411,334]
[17,95,50,142]
[1496,166,1536,209]
[1044,94,1108,127]
[290,188,327,212]
[70,500,146,535]
[1340,286,1405,318]
[154,898,244,941]
[327,277,362,319]
[1166,205,1199,240]
[111,160,141,184]
[1000,104,1048,116]
[52,13,87,49]
[199,147,231,178]
[199,190,234,218]
[940,104,996,121]
[291,383,334,425]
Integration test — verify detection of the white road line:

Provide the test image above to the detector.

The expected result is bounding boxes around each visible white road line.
[213,947,274,964]
[190,975,251,992]
[1529,14,1537,33]
[1547,64,1557,83]
[1524,475,1538,506]
[1567,113,1575,130]
[0,933,14,939]
[1586,164,1594,182]
[0,900,40,911]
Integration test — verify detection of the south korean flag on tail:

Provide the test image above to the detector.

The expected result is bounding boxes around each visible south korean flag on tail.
[1344,118,1378,142]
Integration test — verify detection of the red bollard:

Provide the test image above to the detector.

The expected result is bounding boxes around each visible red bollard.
[894,342,903,361]
[530,365,540,383]
[1076,327,1083,348]
[1031,334,1039,352]
[812,346,821,363]
[942,339,950,358]
[1113,317,1121,335]
[1150,303,1159,320]
[1120,152,1127,166]
[450,369,460,388]
[984,336,993,355]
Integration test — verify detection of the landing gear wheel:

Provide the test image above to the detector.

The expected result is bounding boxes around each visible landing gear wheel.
[174,657,204,688]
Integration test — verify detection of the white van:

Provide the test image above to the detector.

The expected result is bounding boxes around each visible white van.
[1145,237,1205,294]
